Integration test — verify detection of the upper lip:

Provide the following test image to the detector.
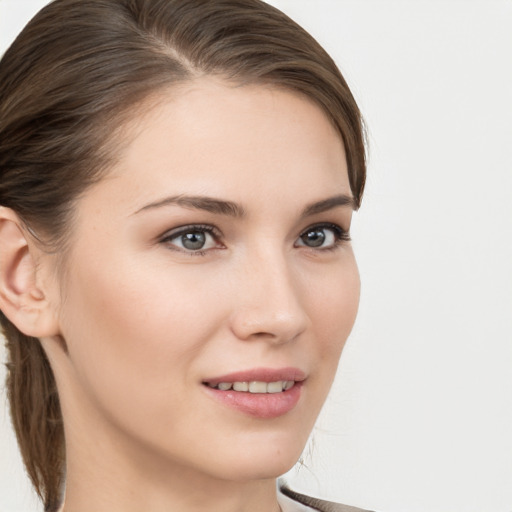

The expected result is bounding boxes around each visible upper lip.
[203,367,306,386]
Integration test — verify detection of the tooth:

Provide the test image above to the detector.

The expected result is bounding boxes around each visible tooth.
[267,381,284,393]
[217,382,232,391]
[249,381,267,393]
[283,381,295,390]
[233,382,249,392]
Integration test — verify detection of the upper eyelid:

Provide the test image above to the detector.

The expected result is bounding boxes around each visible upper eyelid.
[299,222,350,236]
[159,223,222,240]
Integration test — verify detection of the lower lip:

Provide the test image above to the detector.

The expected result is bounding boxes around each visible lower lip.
[203,382,303,419]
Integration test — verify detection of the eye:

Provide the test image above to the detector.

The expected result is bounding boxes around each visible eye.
[295,223,350,250]
[160,225,221,253]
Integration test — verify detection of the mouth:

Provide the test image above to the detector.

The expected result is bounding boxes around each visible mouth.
[202,367,305,419]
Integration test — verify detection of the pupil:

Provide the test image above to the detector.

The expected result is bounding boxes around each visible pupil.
[303,229,325,247]
[182,232,206,250]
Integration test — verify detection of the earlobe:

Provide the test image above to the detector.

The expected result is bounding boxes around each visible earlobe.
[0,207,60,338]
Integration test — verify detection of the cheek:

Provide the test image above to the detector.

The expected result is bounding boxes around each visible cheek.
[57,253,225,418]
[285,255,360,440]
[304,253,360,391]
[311,255,360,344]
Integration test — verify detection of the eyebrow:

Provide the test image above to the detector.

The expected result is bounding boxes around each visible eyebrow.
[300,194,356,217]
[134,193,355,218]
[134,195,246,217]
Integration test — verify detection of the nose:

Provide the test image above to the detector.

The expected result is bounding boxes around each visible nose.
[229,251,309,344]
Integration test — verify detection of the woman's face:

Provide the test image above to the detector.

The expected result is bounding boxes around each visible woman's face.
[48,78,360,482]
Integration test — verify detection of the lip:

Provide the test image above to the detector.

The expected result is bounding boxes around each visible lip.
[202,367,306,419]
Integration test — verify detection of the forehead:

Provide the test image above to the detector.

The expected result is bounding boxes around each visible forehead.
[84,78,351,217]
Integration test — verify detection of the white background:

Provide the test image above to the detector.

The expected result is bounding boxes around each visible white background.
[1,1,511,511]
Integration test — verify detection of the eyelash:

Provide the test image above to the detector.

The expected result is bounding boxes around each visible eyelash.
[159,222,351,256]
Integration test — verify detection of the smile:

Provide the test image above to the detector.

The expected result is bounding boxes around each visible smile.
[205,380,296,393]
[202,368,305,418]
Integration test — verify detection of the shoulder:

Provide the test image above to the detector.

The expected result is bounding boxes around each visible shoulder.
[279,482,374,512]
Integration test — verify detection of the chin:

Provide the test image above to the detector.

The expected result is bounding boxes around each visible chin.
[202,430,308,482]
[213,456,299,482]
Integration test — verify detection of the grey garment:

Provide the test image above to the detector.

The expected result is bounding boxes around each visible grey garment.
[280,484,373,512]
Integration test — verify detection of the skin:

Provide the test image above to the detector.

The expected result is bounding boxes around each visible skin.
[1,79,360,512]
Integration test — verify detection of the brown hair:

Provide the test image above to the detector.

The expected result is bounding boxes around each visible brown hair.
[0,0,366,510]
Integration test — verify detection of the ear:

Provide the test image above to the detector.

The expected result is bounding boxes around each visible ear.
[0,207,60,338]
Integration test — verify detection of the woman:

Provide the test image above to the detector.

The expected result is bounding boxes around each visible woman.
[0,1,368,511]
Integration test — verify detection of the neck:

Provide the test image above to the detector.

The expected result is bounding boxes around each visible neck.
[64,470,280,512]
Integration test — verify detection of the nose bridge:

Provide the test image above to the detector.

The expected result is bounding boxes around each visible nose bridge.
[230,244,308,342]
